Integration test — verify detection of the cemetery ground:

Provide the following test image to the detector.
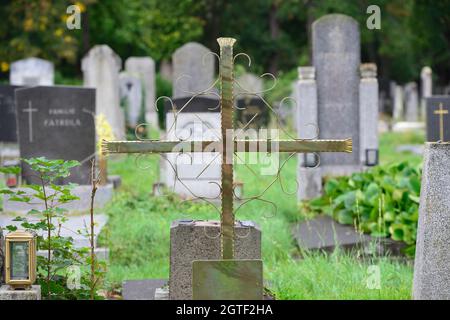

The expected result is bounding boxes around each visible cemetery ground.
[98,130,422,300]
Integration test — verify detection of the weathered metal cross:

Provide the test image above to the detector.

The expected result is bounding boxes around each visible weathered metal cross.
[434,103,448,142]
[103,37,352,299]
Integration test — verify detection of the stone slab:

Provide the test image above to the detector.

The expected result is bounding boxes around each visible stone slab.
[0,214,107,248]
[395,144,424,155]
[0,285,41,300]
[293,215,406,256]
[413,143,450,299]
[169,220,261,300]
[2,184,113,214]
[392,122,425,132]
[122,279,167,300]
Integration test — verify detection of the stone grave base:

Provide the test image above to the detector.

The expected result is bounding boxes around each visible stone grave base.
[0,285,41,300]
[293,215,406,256]
[2,183,114,214]
[169,219,261,300]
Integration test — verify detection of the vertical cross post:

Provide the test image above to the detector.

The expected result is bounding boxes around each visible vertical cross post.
[218,37,236,260]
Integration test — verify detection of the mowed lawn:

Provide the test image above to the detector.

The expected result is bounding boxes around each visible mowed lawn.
[100,130,422,299]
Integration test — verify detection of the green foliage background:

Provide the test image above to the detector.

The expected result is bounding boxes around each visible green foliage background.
[0,0,449,88]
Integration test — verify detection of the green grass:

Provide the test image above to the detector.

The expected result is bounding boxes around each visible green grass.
[100,131,421,299]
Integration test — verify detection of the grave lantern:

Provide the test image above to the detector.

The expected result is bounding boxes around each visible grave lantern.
[5,230,36,289]
[304,153,319,168]
[365,149,379,167]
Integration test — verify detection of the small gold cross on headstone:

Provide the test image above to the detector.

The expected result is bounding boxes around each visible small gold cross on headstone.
[434,103,448,142]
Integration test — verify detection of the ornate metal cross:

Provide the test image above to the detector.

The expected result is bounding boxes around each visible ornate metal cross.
[434,103,448,142]
[103,37,352,299]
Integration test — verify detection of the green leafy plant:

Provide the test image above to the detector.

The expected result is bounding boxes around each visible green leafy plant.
[0,157,105,299]
[302,162,421,255]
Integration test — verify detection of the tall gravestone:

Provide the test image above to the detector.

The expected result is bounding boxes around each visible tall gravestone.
[413,143,450,299]
[0,85,21,143]
[119,72,143,129]
[393,85,404,121]
[296,14,379,200]
[82,45,125,140]
[312,14,361,176]
[235,73,268,129]
[421,67,432,119]
[404,82,419,122]
[10,58,54,86]
[15,86,96,185]
[165,42,221,199]
[125,57,158,128]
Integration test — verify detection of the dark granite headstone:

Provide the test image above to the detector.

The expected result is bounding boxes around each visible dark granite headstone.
[293,215,406,256]
[0,85,21,143]
[164,96,220,114]
[426,96,450,142]
[15,86,96,185]
[122,279,167,300]
[236,97,269,129]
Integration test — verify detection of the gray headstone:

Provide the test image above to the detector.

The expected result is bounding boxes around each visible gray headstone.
[359,63,379,166]
[82,45,125,140]
[413,143,450,299]
[312,14,361,172]
[172,42,215,99]
[119,72,143,128]
[164,97,221,199]
[426,96,450,142]
[125,57,158,128]
[421,66,432,119]
[10,58,54,86]
[393,85,404,121]
[169,220,261,300]
[235,73,263,97]
[404,82,419,122]
[15,86,96,185]
[122,279,167,300]
[0,85,21,143]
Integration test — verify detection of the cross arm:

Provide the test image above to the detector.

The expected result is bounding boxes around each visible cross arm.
[102,138,352,155]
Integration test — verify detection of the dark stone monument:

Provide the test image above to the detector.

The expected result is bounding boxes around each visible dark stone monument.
[426,96,450,142]
[0,85,21,143]
[15,86,96,185]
